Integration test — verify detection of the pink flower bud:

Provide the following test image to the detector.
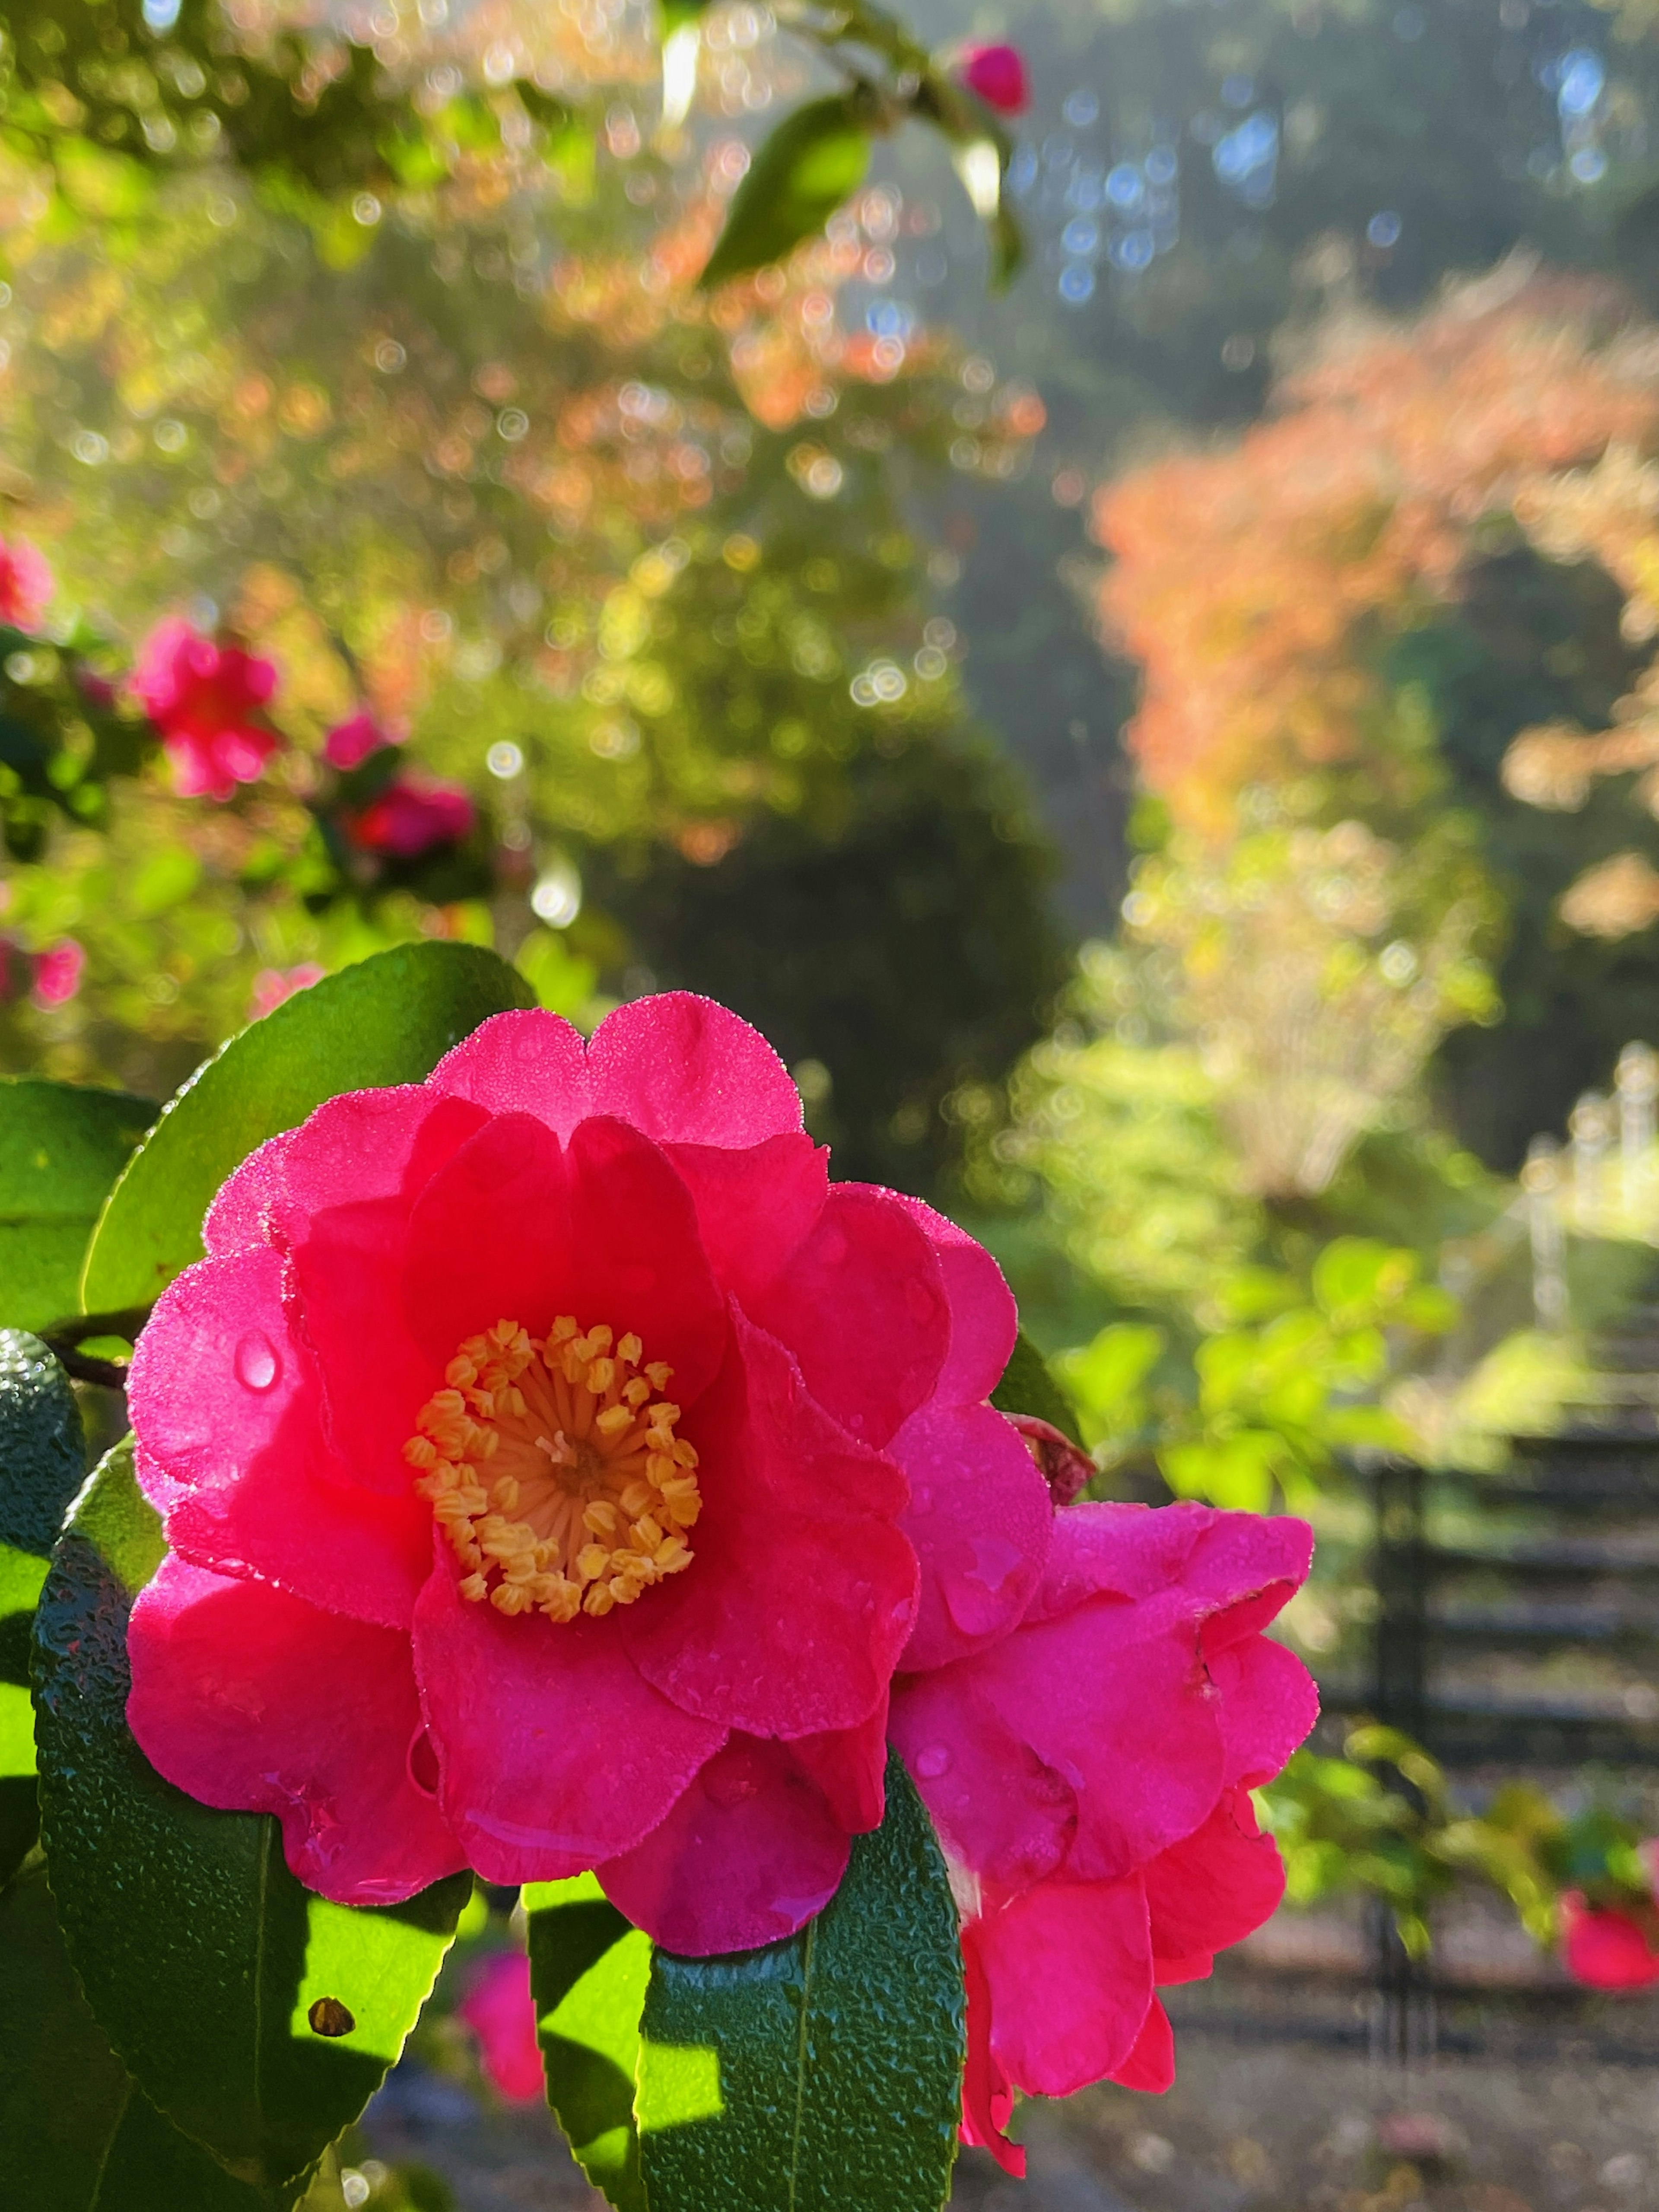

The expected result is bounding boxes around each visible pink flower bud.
[31,939,85,1008]
[959,44,1029,117]
[346,773,475,859]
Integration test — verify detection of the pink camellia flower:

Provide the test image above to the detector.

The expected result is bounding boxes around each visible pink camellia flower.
[249,963,327,1022]
[959,43,1030,116]
[133,617,279,801]
[458,1950,545,2103]
[123,996,1053,1948]
[0,534,54,631]
[31,939,85,1009]
[1559,1892,1659,1991]
[346,772,475,860]
[890,1502,1317,2173]
[324,711,394,771]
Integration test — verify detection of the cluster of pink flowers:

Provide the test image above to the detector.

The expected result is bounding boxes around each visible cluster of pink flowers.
[133,619,280,801]
[124,997,1316,2162]
[0,935,85,1010]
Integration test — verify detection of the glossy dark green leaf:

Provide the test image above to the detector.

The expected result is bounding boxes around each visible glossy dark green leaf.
[32,1439,473,2189]
[992,1327,1083,1445]
[82,942,534,1316]
[699,94,872,289]
[0,1329,87,1560]
[525,1873,652,2212]
[0,1860,302,2212]
[636,1752,964,2212]
[0,1079,156,1332]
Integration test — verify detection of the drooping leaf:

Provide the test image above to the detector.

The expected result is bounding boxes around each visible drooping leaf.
[699,94,872,289]
[991,1327,1083,1445]
[31,1439,472,2190]
[82,942,534,1316]
[0,1860,304,2212]
[0,1079,156,1333]
[525,1872,652,2212]
[636,1752,964,2212]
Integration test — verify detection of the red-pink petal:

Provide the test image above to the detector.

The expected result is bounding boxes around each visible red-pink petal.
[587,992,802,1148]
[663,1133,829,1312]
[974,1876,1154,2097]
[127,1556,465,1904]
[621,1311,916,1738]
[400,1112,568,1365]
[459,1952,546,2103]
[413,1559,725,1881]
[785,1696,889,1834]
[597,1734,850,1953]
[893,1400,1051,1671]
[747,1185,948,1448]
[1560,1895,1659,1990]
[888,1195,1017,1406]
[890,1669,1075,1891]
[1144,1788,1286,1968]
[960,1926,1025,2177]
[427,1009,590,1135]
[202,1131,293,1257]
[1211,1635,1321,1789]
[1108,1996,1175,2092]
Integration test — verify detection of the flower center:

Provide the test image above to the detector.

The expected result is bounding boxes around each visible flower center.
[403,1316,702,1623]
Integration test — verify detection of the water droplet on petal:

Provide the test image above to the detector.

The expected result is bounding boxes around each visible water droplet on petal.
[234,1330,280,1392]
[915,1742,952,1779]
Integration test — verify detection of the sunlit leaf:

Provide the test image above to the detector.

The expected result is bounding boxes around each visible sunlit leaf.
[700,94,872,289]
[0,1081,155,1334]
[525,1873,652,2212]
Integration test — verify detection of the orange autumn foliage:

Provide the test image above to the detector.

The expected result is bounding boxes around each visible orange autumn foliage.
[1095,270,1659,830]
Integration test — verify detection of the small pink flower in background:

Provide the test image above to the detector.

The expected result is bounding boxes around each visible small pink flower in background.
[458,1950,544,2103]
[324,711,395,771]
[0,535,54,631]
[891,1502,1317,2173]
[32,939,85,1009]
[249,963,327,1022]
[346,772,475,859]
[134,617,279,802]
[959,43,1029,116]
[1560,1892,1659,1990]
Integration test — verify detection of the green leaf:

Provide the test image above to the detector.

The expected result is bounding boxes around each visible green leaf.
[525,1873,652,2212]
[0,1329,86,1560]
[991,1327,1083,1445]
[82,942,534,1316]
[636,1752,964,2212]
[0,1860,302,2212]
[0,1080,155,1333]
[699,95,872,289]
[31,1439,472,2190]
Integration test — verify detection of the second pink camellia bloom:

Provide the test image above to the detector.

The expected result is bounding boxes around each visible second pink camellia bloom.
[124,995,1053,1952]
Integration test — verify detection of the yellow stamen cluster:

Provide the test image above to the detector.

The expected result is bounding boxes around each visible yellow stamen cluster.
[404,1316,702,1623]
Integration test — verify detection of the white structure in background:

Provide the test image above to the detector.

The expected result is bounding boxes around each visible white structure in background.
[1526,1041,1659,1328]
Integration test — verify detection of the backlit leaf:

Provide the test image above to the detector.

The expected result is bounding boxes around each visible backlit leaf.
[699,95,871,289]
[525,1872,652,2212]
[0,1080,154,1333]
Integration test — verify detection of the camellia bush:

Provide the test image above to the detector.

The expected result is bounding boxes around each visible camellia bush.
[0,944,1320,2206]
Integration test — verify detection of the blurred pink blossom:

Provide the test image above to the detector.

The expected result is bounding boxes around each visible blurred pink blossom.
[346,772,475,859]
[959,44,1029,115]
[1560,1891,1659,1991]
[249,963,327,1021]
[0,535,54,631]
[134,618,279,801]
[458,1951,544,2104]
[323,711,394,770]
[32,940,85,1008]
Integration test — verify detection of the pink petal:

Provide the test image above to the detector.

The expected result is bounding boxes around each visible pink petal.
[127,1556,465,1904]
[427,1009,590,1135]
[890,1669,1075,1893]
[587,992,802,1147]
[747,1185,948,1449]
[202,1132,293,1257]
[1108,1996,1174,2092]
[960,1926,1025,2176]
[1211,1635,1321,1789]
[1143,1788,1286,1967]
[1560,1896,1659,1990]
[1028,1500,1311,1628]
[399,1112,568,1364]
[413,1558,725,1882]
[785,1695,889,1834]
[621,1311,916,1738]
[597,1734,850,1953]
[888,1195,1017,1405]
[893,1400,1051,1671]
[663,1134,830,1311]
[967,1591,1226,1882]
[973,1876,1153,2097]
